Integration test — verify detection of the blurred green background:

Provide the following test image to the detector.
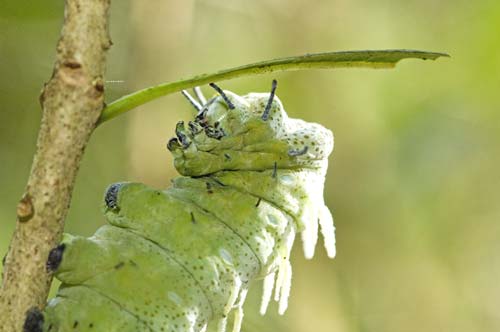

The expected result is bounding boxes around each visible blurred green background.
[1,1,499,331]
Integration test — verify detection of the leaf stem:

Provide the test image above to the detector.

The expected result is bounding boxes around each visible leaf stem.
[98,49,448,125]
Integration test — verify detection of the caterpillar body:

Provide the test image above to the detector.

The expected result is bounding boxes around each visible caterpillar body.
[26,82,336,332]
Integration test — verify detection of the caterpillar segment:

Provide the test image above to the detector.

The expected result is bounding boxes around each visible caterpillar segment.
[29,81,335,332]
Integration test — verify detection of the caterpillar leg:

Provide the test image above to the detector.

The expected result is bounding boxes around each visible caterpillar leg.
[46,231,117,285]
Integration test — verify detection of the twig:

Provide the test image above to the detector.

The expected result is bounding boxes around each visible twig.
[0,1,111,331]
[97,49,449,124]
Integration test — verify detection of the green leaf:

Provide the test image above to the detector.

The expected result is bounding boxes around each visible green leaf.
[98,49,449,125]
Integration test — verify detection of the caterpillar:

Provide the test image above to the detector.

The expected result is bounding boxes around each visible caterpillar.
[24,80,336,332]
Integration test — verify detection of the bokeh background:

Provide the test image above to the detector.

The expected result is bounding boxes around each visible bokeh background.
[1,1,499,331]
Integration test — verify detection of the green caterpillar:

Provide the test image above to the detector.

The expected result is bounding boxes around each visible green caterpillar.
[24,81,336,332]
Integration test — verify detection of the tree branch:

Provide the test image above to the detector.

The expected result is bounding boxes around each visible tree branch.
[0,1,111,331]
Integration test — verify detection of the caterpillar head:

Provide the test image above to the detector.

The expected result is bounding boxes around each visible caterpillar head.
[168,81,334,176]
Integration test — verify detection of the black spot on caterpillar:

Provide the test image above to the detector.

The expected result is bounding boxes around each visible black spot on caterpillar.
[104,183,124,211]
[206,182,213,194]
[46,244,65,272]
[255,198,262,207]
[23,307,44,332]
[34,82,336,332]
[114,262,125,270]
[288,146,308,157]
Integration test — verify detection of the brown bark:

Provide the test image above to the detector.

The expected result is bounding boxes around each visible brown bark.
[0,1,111,331]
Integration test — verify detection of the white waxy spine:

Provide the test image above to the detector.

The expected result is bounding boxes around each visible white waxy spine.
[260,272,276,315]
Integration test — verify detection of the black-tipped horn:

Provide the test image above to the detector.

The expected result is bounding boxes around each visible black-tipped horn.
[262,79,278,121]
[209,83,235,110]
